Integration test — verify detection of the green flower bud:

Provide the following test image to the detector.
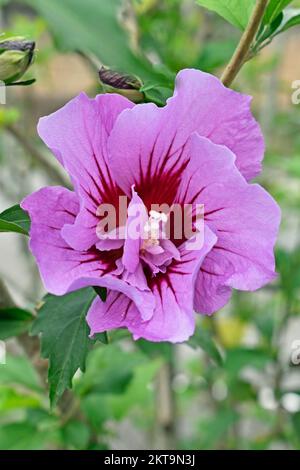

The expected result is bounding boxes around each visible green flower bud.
[0,37,35,84]
[99,67,144,103]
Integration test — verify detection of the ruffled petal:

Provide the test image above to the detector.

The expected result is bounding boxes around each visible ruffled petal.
[87,292,141,336]
[166,69,264,180]
[21,186,155,320]
[38,93,133,251]
[178,135,281,314]
[87,226,216,342]
[107,102,190,209]
[130,226,217,342]
[122,188,148,273]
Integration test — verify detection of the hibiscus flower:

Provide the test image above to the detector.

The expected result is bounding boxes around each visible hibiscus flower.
[21,69,280,343]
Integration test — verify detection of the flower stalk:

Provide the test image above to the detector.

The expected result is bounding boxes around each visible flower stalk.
[221,0,269,87]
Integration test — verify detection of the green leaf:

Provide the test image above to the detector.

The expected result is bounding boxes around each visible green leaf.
[263,0,293,25]
[80,394,110,430]
[0,386,41,412]
[21,0,170,85]
[0,354,42,392]
[106,358,161,421]
[275,8,300,34]
[0,307,34,340]
[255,11,284,46]
[256,7,300,51]
[292,412,300,437]
[26,408,58,428]
[93,286,107,302]
[0,204,30,235]
[92,288,108,344]
[276,247,300,301]
[198,409,239,449]
[75,344,145,396]
[0,422,47,450]
[136,339,172,360]
[62,420,91,449]
[187,328,223,366]
[196,0,255,30]
[6,78,36,87]
[224,347,271,377]
[141,83,173,106]
[93,332,109,344]
[196,39,237,73]
[31,287,97,406]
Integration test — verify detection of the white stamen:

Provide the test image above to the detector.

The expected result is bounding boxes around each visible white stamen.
[141,210,168,252]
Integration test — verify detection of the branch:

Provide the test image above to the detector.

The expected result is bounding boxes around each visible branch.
[5,124,70,188]
[221,0,269,87]
[154,358,177,449]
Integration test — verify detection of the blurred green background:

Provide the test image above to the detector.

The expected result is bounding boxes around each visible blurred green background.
[0,0,300,450]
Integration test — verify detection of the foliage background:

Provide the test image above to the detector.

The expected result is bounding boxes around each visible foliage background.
[0,0,300,450]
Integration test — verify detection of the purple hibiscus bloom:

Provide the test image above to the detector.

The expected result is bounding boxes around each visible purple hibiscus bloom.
[21,69,280,343]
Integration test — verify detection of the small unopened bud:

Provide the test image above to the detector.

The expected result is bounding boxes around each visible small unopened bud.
[99,67,144,103]
[0,37,35,84]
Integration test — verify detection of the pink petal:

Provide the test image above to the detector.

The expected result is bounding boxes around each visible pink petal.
[177,134,281,314]
[107,68,263,212]
[131,226,217,342]
[87,225,216,342]
[122,188,148,273]
[194,250,234,314]
[107,102,190,208]
[87,292,141,336]
[167,69,264,181]
[38,93,134,251]
[21,186,155,320]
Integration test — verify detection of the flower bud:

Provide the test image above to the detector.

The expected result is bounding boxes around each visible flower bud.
[99,67,144,103]
[0,37,35,84]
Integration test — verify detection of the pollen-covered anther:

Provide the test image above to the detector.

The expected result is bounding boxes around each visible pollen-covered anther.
[141,210,167,252]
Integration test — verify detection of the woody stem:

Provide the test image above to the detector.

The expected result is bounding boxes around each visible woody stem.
[221,0,269,87]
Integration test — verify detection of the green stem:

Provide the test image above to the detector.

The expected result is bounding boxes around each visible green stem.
[221,0,269,87]
[154,354,177,449]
